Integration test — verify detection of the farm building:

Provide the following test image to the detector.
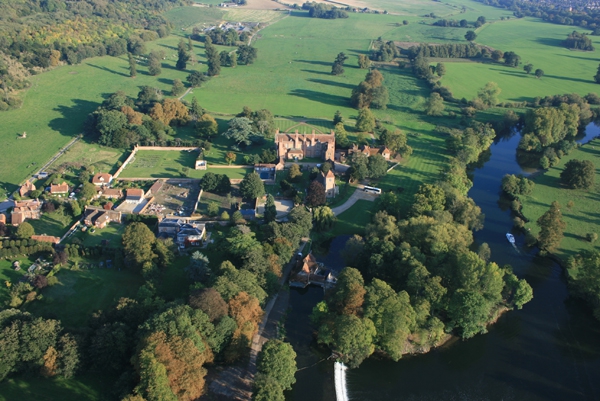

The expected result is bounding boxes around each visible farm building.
[275,129,335,161]
[11,200,42,225]
[19,181,36,197]
[125,188,145,204]
[92,173,113,187]
[84,206,122,229]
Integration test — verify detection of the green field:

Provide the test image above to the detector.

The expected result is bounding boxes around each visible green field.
[331,199,375,236]
[521,138,600,262]
[29,209,75,238]
[119,150,252,179]
[442,18,600,102]
[49,142,125,176]
[0,374,109,401]
[69,223,125,248]
[26,266,144,328]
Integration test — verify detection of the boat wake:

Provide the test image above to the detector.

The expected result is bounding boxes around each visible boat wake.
[334,361,349,401]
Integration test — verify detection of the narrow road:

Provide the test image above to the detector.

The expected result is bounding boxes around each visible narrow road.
[32,136,81,182]
[330,186,378,216]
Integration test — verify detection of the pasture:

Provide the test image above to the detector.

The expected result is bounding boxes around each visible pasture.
[521,138,600,263]
[442,17,600,102]
[0,375,108,401]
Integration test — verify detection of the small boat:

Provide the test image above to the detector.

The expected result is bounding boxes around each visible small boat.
[506,233,515,244]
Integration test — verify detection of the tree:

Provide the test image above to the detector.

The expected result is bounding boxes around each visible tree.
[313,206,336,232]
[253,374,285,401]
[240,172,265,200]
[16,222,34,239]
[368,154,388,179]
[189,288,228,321]
[223,117,259,147]
[503,51,521,67]
[425,92,445,116]
[128,53,137,77]
[491,50,504,62]
[256,340,297,390]
[355,108,375,132]
[171,79,185,97]
[288,164,302,182]
[435,62,446,77]
[357,54,371,69]
[331,52,348,75]
[185,251,211,281]
[535,69,544,79]
[123,222,156,269]
[196,113,218,139]
[477,82,501,108]
[333,110,343,125]
[320,314,376,368]
[187,71,209,88]
[237,45,258,65]
[524,63,533,74]
[219,152,236,167]
[595,64,600,83]
[176,39,190,70]
[448,289,491,339]
[560,159,595,189]
[264,194,277,222]
[351,69,387,109]
[537,201,566,252]
[334,122,349,148]
[148,50,163,76]
[70,201,82,217]
[190,97,203,119]
[306,180,326,207]
[410,183,446,216]
[465,30,477,41]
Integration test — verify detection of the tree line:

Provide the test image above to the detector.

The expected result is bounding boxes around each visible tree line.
[432,15,487,28]
[302,2,349,19]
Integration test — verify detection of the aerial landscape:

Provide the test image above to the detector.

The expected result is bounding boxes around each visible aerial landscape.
[1,0,600,399]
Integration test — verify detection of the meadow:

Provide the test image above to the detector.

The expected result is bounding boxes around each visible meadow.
[521,138,600,263]
[442,17,600,102]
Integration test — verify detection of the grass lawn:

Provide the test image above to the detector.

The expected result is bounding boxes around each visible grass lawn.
[26,265,144,328]
[119,150,252,179]
[330,199,376,236]
[520,138,600,264]
[68,223,125,248]
[0,374,111,401]
[29,209,75,238]
[442,17,600,103]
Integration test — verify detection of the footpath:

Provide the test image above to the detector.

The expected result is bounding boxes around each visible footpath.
[207,239,309,400]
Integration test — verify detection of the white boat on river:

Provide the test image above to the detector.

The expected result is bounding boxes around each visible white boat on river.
[506,233,515,244]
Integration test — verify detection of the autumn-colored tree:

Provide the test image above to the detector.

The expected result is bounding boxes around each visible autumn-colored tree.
[41,346,59,377]
[121,105,144,125]
[189,288,229,322]
[225,151,237,165]
[228,291,263,341]
[329,267,366,315]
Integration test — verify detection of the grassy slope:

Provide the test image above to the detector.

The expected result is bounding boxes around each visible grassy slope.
[521,138,600,262]
[0,375,110,401]
[442,17,600,102]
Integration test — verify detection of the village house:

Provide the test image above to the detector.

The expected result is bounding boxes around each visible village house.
[341,144,392,161]
[125,188,145,204]
[319,170,337,198]
[50,182,69,195]
[92,173,113,187]
[99,188,123,200]
[31,234,60,244]
[290,253,336,288]
[84,206,122,229]
[11,199,42,225]
[0,214,5,225]
[157,218,206,248]
[19,181,36,197]
[275,129,335,162]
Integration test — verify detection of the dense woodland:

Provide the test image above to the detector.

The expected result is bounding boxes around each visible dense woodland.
[0,0,188,110]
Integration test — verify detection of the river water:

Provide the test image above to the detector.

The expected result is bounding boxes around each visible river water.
[286,124,600,401]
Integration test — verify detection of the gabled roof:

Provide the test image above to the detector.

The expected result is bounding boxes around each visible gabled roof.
[92,173,113,185]
[50,182,69,194]
[102,188,123,198]
[31,234,60,244]
[126,188,144,200]
[19,181,36,196]
[149,180,163,194]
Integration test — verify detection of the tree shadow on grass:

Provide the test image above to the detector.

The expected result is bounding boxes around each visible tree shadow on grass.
[301,69,331,76]
[534,37,564,48]
[307,78,355,89]
[49,99,101,138]
[294,59,332,67]
[560,53,600,62]
[289,89,348,107]
[87,63,129,78]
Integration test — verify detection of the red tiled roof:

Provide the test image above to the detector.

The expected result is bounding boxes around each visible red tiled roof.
[31,235,60,244]
[50,182,69,194]
[92,173,113,185]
